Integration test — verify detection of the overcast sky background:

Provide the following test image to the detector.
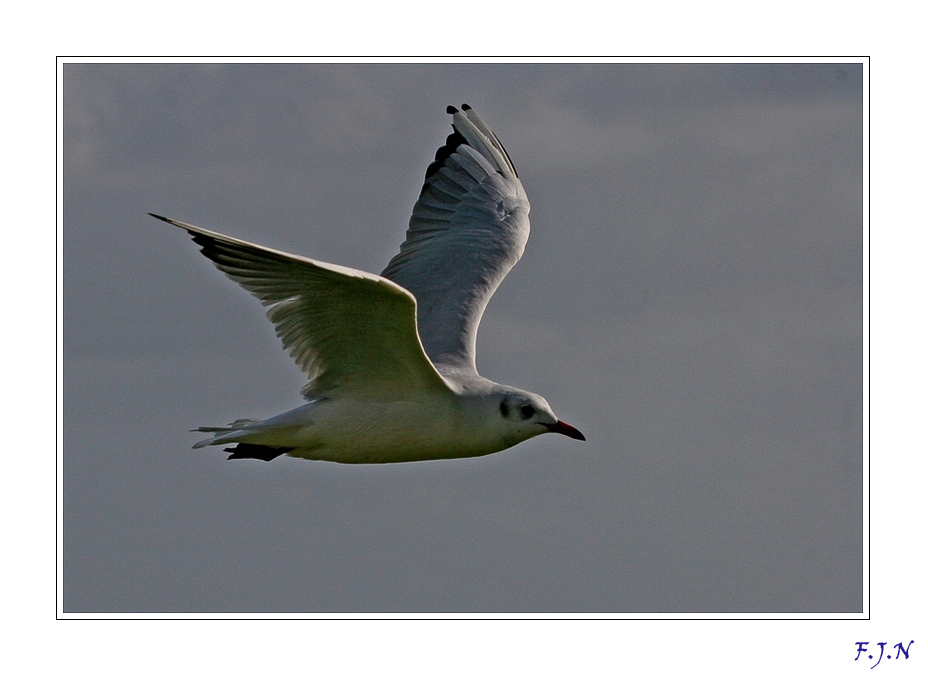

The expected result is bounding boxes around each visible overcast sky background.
[63,62,863,614]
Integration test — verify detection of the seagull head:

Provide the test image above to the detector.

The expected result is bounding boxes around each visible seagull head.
[493,388,586,445]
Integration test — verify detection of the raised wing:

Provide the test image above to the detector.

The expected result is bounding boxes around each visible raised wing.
[381,105,531,375]
[152,214,451,400]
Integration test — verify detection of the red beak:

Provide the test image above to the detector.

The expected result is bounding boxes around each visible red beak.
[546,420,586,441]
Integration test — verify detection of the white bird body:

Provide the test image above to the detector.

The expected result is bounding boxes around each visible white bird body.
[194,380,554,464]
[153,104,584,464]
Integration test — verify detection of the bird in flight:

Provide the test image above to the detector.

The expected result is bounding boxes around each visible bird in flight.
[151,104,584,464]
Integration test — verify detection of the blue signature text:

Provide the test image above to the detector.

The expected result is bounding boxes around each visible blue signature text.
[855,641,914,668]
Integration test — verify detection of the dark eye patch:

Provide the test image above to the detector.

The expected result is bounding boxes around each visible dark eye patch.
[520,404,535,419]
[500,401,510,418]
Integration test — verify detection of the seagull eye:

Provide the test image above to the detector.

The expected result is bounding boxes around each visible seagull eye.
[520,405,535,419]
[500,401,510,418]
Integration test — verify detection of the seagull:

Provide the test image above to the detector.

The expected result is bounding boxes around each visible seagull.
[151,104,584,464]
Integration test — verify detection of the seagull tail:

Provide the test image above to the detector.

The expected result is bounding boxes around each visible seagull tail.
[189,418,302,461]
[190,418,259,449]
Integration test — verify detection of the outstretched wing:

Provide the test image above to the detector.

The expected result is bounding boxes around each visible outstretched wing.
[381,105,531,375]
[152,214,451,400]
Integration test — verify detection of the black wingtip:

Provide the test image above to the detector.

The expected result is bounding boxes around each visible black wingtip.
[461,103,472,111]
[423,130,467,181]
[446,105,459,114]
[149,212,169,222]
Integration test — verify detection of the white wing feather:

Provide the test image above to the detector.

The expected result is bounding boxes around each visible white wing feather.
[381,106,530,374]
[152,214,451,400]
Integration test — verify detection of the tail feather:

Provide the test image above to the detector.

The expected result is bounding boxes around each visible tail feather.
[189,412,313,458]
[191,419,261,448]
[193,418,259,433]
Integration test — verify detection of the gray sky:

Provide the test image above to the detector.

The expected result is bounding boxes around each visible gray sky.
[63,62,863,614]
